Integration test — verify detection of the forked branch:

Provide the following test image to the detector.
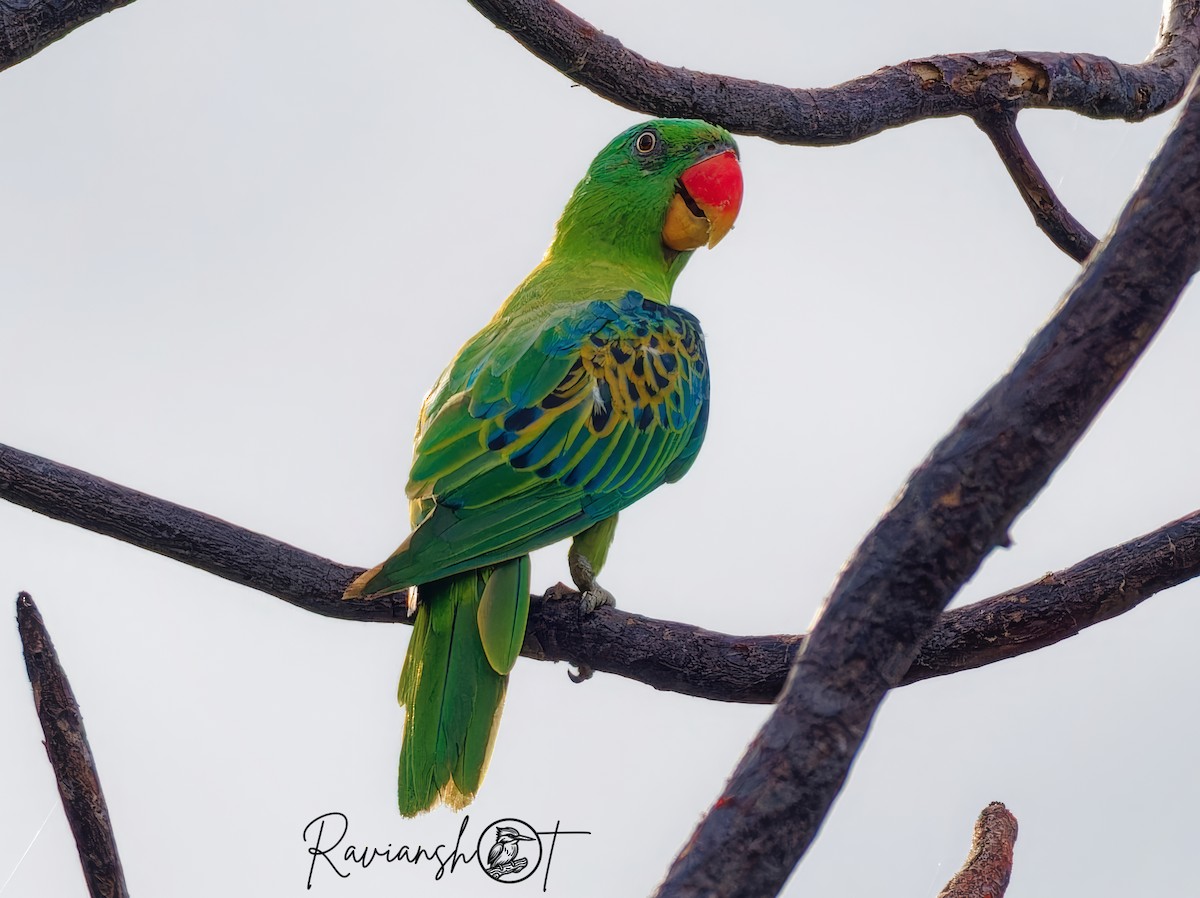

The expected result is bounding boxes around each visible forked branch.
[974,110,1099,262]
[466,0,1198,260]
[468,0,1200,142]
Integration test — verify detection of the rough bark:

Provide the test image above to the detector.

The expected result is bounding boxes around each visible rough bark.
[467,0,1200,143]
[4,443,1200,703]
[17,592,129,898]
[465,0,1197,262]
[0,0,136,73]
[937,803,1018,898]
[652,69,1200,898]
[974,110,1099,262]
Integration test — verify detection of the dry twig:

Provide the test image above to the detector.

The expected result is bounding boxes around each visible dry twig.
[17,592,129,898]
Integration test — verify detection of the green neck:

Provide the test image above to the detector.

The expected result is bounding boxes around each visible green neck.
[502,175,693,312]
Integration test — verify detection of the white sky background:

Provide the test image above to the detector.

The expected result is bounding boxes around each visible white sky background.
[2,0,1198,894]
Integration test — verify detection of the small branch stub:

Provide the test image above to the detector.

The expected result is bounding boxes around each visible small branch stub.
[937,802,1018,898]
[17,592,130,898]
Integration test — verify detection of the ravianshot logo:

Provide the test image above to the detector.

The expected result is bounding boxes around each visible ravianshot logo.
[302,812,589,889]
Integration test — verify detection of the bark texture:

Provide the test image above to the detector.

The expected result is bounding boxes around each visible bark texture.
[4,444,1200,703]
[653,70,1200,898]
[17,592,129,898]
[937,803,1018,898]
[467,0,1200,143]
[0,0,135,73]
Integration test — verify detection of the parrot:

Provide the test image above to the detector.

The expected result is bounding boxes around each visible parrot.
[344,118,743,816]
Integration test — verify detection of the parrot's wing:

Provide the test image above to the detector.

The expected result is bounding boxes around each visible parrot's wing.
[350,292,709,597]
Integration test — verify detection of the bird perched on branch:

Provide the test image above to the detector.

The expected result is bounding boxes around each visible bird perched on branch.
[345,118,743,816]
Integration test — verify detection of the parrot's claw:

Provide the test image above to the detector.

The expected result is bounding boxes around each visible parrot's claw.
[568,551,616,613]
[579,584,616,613]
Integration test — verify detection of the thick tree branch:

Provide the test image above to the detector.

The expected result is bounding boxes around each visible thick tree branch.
[0,0,135,74]
[936,803,1018,898]
[3,444,1200,702]
[468,0,1200,144]
[974,110,1099,262]
[654,71,1200,898]
[17,592,130,898]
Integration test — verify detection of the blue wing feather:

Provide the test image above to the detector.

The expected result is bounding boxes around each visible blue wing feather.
[366,292,709,593]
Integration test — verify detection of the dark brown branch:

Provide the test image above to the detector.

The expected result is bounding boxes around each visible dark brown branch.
[936,803,1018,898]
[17,592,130,898]
[905,508,1200,684]
[0,0,136,74]
[654,71,1200,898]
[469,0,1193,263]
[531,506,1200,700]
[468,0,1200,145]
[974,110,1099,262]
[0,443,404,623]
[4,443,1200,702]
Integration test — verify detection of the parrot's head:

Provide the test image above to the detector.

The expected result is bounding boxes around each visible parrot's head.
[551,119,743,291]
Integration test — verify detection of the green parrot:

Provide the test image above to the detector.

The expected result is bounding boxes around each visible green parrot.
[345,118,743,816]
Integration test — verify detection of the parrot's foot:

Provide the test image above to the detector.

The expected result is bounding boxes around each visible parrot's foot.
[569,663,595,684]
[568,552,615,613]
[580,583,615,613]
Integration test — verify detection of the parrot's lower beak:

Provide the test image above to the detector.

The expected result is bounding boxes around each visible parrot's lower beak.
[661,150,743,252]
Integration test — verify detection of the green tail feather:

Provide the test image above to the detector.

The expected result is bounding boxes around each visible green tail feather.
[396,557,529,816]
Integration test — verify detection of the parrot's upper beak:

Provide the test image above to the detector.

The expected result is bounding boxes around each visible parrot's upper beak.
[662,149,743,252]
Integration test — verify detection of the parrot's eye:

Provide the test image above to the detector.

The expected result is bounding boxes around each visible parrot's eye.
[634,130,657,154]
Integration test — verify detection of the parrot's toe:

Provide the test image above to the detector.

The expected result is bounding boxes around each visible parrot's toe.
[568,550,616,612]
[568,663,595,684]
[580,583,616,613]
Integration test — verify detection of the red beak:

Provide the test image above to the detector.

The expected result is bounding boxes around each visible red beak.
[678,150,743,247]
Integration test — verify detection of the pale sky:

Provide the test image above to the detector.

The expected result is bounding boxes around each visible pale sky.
[3,0,1198,895]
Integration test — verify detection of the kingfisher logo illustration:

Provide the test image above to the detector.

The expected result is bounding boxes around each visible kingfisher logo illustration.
[478,818,541,883]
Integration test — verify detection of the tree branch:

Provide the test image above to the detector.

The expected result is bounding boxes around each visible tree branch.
[1,0,1190,265]
[0,0,136,74]
[468,0,1197,263]
[937,803,1018,898]
[904,508,1200,684]
[974,110,1099,262]
[17,592,130,898]
[0,443,401,623]
[467,0,1200,144]
[653,69,1200,898]
[4,443,1200,702]
[533,506,1200,700]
